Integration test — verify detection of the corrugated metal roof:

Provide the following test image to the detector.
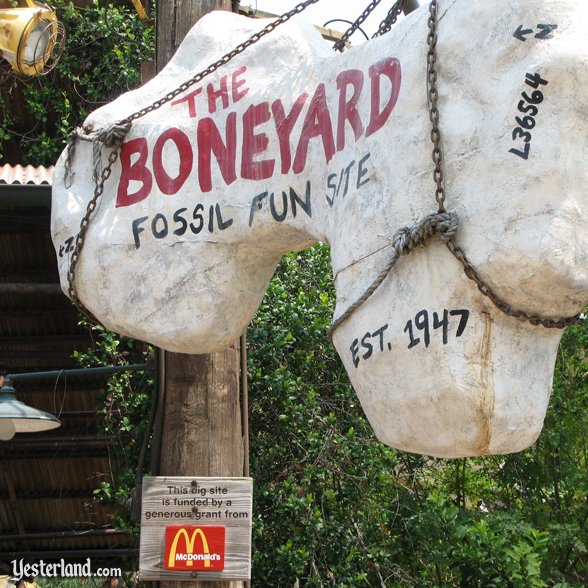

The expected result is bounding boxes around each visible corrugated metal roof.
[0,193,139,568]
[0,164,54,186]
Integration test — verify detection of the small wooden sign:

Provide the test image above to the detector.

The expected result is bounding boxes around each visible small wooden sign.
[139,476,252,581]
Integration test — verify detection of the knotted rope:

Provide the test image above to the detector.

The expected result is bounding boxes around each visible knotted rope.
[64,122,132,189]
[328,0,580,339]
[328,211,459,339]
[65,122,132,323]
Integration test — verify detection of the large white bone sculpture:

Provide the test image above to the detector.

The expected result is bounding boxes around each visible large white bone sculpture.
[51,0,588,457]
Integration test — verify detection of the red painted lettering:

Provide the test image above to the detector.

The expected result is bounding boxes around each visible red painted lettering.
[231,66,249,103]
[152,128,193,195]
[207,75,230,114]
[336,69,364,151]
[116,137,153,207]
[271,94,308,174]
[197,112,237,193]
[293,83,336,174]
[241,102,275,181]
[366,57,401,137]
[171,87,202,119]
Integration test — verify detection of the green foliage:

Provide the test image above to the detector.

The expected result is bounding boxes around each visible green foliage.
[0,0,154,166]
[65,249,587,587]
[74,324,153,531]
[247,244,588,587]
[17,5,586,581]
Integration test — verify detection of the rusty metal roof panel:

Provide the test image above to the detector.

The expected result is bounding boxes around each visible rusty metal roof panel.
[0,165,54,185]
[0,183,140,569]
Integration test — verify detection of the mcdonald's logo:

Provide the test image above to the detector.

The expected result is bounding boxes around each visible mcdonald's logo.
[164,525,226,571]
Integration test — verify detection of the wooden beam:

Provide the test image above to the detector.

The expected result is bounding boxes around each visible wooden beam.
[239,7,346,43]
[155,1,245,587]
[0,283,63,295]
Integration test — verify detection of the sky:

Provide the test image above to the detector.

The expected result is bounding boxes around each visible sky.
[239,1,424,43]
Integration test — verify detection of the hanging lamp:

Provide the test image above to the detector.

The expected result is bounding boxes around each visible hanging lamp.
[0,378,61,440]
[0,0,65,76]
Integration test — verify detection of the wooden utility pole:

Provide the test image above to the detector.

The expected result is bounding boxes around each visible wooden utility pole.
[155,2,245,587]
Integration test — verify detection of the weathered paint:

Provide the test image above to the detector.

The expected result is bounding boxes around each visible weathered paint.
[51,0,588,457]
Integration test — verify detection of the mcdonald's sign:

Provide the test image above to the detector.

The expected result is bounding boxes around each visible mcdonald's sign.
[164,525,226,571]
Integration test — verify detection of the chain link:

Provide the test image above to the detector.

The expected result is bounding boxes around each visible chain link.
[67,148,121,323]
[373,0,409,38]
[334,0,409,52]
[67,0,581,332]
[120,0,322,125]
[66,0,322,322]
[330,0,581,335]
[334,0,383,52]
[425,0,580,329]
[426,0,445,213]
[446,240,581,328]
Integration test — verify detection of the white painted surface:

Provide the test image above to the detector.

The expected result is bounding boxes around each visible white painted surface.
[51,0,588,456]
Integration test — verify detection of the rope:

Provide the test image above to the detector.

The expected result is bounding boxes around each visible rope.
[64,123,132,187]
[65,0,322,319]
[61,0,580,334]
[328,211,458,339]
[66,123,131,325]
[327,0,579,337]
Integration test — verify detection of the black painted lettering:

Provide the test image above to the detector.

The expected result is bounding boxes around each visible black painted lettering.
[342,160,355,197]
[208,205,214,233]
[332,170,344,204]
[433,310,449,345]
[173,208,188,236]
[361,332,373,360]
[450,309,470,337]
[404,320,419,349]
[190,204,204,234]
[534,24,557,40]
[132,216,148,249]
[152,213,169,239]
[270,191,288,222]
[414,310,430,347]
[326,173,337,206]
[405,308,470,349]
[249,192,267,227]
[371,323,388,352]
[289,181,312,218]
[510,73,549,160]
[350,338,360,368]
[357,153,371,188]
[525,72,548,89]
[215,204,233,230]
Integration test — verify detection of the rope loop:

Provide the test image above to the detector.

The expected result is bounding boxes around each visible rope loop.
[328,211,459,340]
[392,211,458,256]
[92,122,132,182]
[64,130,79,189]
[95,122,132,148]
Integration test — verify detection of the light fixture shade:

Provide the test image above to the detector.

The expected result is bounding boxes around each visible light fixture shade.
[0,0,65,76]
[0,383,61,439]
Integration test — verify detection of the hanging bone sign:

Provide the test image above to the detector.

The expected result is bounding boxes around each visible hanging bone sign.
[51,0,588,458]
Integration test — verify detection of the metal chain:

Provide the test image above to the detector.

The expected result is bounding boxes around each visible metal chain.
[446,240,581,328]
[118,0,322,126]
[67,0,581,331]
[329,0,581,336]
[373,0,409,38]
[424,0,580,328]
[67,146,121,323]
[66,0,323,323]
[426,0,445,213]
[334,0,383,52]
